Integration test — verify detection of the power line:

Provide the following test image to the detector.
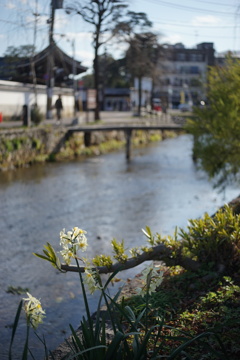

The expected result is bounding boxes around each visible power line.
[0,18,48,35]
[161,28,238,40]
[0,18,21,25]
[152,18,237,29]
[140,0,237,16]
[175,0,237,8]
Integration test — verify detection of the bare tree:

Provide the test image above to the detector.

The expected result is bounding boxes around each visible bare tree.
[66,0,128,121]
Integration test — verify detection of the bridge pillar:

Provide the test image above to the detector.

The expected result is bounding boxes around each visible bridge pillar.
[84,132,91,147]
[125,129,132,161]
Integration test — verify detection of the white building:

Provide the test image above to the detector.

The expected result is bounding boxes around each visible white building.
[155,42,215,108]
[130,77,152,110]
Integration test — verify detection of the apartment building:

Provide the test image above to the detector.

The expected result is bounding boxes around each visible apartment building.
[155,42,215,108]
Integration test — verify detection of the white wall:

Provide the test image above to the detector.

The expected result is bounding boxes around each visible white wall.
[0,80,75,119]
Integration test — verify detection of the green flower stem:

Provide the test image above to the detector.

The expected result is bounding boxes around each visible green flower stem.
[75,258,94,335]
[8,300,23,360]
[22,321,30,360]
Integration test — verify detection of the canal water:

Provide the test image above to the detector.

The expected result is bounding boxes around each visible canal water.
[0,134,239,359]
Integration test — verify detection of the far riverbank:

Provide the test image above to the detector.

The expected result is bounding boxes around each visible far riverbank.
[0,118,182,171]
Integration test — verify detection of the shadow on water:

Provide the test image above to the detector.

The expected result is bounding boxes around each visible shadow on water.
[0,134,239,359]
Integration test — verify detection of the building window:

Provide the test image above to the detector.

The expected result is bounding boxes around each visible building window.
[190,66,199,74]
[180,66,192,74]
[190,54,197,61]
[173,78,180,86]
[177,53,186,61]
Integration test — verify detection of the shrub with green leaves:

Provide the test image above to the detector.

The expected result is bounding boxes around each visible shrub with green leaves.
[180,205,240,272]
[31,105,44,125]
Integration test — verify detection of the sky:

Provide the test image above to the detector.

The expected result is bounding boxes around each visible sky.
[1,0,240,73]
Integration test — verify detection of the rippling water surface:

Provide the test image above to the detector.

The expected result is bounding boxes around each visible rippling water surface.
[0,134,239,359]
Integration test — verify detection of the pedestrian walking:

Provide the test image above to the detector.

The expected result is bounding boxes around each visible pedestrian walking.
[55,95,63,124]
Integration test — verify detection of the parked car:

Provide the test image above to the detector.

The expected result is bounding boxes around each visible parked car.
[152,98,162,112]
[178,103,192,112]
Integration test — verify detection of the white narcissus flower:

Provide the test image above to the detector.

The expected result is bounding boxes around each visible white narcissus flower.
[141,263,157,278]
[83,267,102,294]
[59,246,74,265]
[23,292,45,329]
[59,227,88,264]
[72,227,86,238]
[60,229,72,245]
[136,263,164,297]
[74,232,88,252]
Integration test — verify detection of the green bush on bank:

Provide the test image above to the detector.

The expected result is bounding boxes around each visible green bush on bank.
[0,134,47,170]
[31,105,44,125]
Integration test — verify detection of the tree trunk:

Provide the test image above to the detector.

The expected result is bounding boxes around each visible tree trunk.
[93,29,100,121]
[138,76,142,117]
[93,58,100,121]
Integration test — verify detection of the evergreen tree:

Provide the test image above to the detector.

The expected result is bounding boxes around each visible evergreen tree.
[125,32,160,116]
[186,56,240,188]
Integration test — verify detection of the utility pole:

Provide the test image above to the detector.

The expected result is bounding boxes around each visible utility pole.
[46,0,63,119]
[46,1,55,119]
[72,39,77,116]
[32,0,39,106]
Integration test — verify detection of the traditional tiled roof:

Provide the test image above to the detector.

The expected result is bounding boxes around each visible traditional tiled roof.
[0,42,87,85]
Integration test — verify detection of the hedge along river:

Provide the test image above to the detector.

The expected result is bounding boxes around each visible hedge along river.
[0,133,239,359]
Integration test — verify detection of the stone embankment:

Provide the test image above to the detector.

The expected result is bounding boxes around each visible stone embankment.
[0,125,167,171]
[0,126,67,171]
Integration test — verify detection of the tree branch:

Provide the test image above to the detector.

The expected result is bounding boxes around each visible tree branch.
[61,243,201,273]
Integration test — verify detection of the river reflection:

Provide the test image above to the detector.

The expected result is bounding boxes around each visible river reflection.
[0,134,239,359]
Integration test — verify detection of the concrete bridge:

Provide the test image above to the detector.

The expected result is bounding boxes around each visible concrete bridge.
[67,123,183,161]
